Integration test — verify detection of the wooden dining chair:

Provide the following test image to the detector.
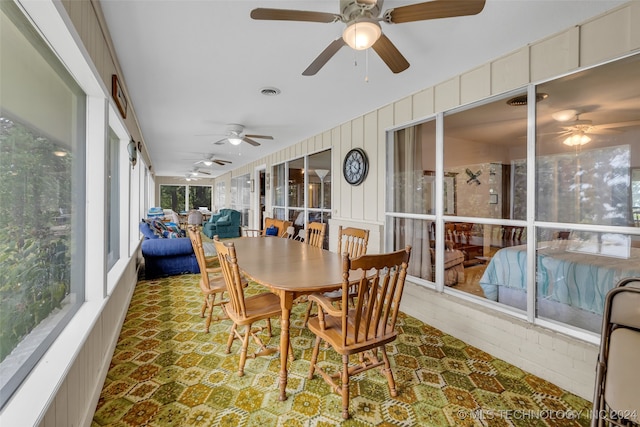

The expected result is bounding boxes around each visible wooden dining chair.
[305,222,326,248]
[187,226,228,333]
[307,246,412,419]
[213,237,291,376]
[303,226,370,325]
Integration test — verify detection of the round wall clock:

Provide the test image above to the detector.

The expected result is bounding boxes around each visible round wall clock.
[343,148,368,186]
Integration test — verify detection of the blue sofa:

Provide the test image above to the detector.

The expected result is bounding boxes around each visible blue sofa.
[203,209,241,239]
[139,220,199,279]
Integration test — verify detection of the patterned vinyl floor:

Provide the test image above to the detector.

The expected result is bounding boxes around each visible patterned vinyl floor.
[92,270,592,426]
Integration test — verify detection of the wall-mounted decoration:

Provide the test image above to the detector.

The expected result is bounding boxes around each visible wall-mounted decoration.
[112,74,127,119]
[127,139,137,167]
[343,148,368,186]
[465,168,482,185]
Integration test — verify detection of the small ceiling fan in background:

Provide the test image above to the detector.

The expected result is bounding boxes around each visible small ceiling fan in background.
[250,0,486,75]
[213,124,274,147]
[184,169,212,181]
[193,155,233,167]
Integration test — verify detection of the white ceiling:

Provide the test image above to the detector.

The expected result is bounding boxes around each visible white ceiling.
[99,0,627,178]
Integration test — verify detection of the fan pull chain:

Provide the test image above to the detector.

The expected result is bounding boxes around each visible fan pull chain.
[365,48,369,83]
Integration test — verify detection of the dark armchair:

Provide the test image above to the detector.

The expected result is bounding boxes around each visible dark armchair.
[203,208,241,239]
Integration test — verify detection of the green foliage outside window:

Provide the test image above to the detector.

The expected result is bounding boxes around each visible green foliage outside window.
[0,118,71,362]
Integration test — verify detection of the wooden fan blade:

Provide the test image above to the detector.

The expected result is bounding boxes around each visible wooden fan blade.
[197,170,212,175]
[250,8,340,23]
[213,160,232,165]
[372,34,410,74]
[303,38,346,76]
[243,137,261,147]
[212,138,227,145]
[387,0,486,24]
[245,134,274,140]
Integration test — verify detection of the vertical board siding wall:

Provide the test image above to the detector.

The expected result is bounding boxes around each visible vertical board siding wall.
[212,2,639,400]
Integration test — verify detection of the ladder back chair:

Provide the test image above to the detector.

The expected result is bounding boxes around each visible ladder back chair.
[213,237,291,376]
[187,226,227,332]
[305,222,326,248]
[307,246,412,419]
[303,226,370,325]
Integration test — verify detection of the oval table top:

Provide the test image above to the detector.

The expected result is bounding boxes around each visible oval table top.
[226,236,345,294]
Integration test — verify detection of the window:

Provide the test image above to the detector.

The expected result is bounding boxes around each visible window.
[231,174,250,226]
[272,163,286,220]
[214,181,225,211]
[387,53,640,335]
[534,53,640,332]
[271,150,332,247]
[107,130,120,270]
[188,185,212,210]
[160,185,186,212]
[0,1,86,407]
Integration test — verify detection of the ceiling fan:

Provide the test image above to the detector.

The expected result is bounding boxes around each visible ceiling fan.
[250,0,486,75]
[550,110,640,146]
[193,155,233,167]
[213,124,274,147]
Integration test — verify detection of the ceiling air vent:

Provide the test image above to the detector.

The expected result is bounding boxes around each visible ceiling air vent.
[506,93,548,106]
[260,87,281,96]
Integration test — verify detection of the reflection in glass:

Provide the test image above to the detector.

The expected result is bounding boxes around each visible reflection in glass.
[389,120,436,214]
[443,94,528,220]
[444,99,527,220]
[448,222,527,308]
[0,0,86,406]
[386,217,433,281]
[231,174,250,226]
[535,228,640,333]
[308,150,331,210]
[273,163,285,207]
[214,182,225,211]
[288,158,305,209]
[536,54,640,226]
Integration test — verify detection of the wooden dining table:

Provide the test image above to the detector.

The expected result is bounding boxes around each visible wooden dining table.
[228,236,346,401]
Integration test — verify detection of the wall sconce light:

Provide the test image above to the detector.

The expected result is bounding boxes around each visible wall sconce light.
[127,139,137,167]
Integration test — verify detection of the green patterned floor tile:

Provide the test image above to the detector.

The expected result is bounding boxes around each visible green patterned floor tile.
[92,273,591,426]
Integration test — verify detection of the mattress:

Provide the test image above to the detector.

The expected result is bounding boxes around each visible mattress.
[479,243,640,315]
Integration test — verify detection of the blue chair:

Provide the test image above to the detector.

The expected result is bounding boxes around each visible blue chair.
[203,209,241,239]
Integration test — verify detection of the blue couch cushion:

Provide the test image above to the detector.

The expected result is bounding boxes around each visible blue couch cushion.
[141,237,194,257]
[140,220,159,239]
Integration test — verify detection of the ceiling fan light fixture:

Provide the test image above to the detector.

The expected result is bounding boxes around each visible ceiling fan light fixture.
[342,20,381,50]
[203,160,213,166]
[552,109,579,122]
[228,136,243,146]
[563,133,591,147]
